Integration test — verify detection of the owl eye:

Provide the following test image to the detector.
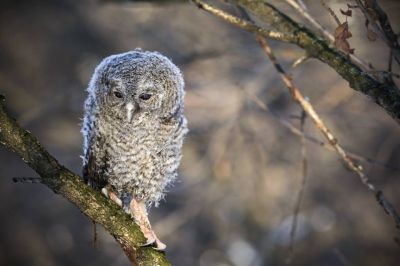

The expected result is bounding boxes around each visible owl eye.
[139,93,152,101]
[114,91,123,98]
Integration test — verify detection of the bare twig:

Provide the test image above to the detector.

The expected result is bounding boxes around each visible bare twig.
[0,96,171,266]
[286,0,334,37]
[286,0,334,39]
[291,54,310,68]
[355,0,400,65]
[295,0,307,11]
[191,0,400,124]
[368,70,400,79]
[288,108,308,263]
[12,177,42,183]
[192,0,293,42]
[255,34,400,230]
[320,0,341,25]
[333,248,351,266]
[285,0,370,70]
[257,34,360,174]
[225,2,400,230]
[246,91,400,172]
[92,220,98,248]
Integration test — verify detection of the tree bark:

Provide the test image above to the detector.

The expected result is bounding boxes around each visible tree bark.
[0,95,171,266]
[194,0,400,124]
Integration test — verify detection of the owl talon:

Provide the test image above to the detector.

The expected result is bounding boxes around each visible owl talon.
[101,187,109,198]
[101,187,122,207]
[140,229,167,250]
[140,230,156,247]
[130,198,167,251]
[153,238,167,251]
[141,239,156,247]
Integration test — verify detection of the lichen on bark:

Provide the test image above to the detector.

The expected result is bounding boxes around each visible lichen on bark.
[0,97,171,266]
[229,0,400,123]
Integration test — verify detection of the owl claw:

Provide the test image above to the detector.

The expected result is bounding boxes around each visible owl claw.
[141,238,156,247]
[129,198,167,250]
[140,229,167,250]
[101,187,122,207]
[101,187,108,197]
[153,239,167,251]
[101,187,110,198]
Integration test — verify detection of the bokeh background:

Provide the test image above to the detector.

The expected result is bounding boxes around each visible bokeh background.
[0,0,399,265]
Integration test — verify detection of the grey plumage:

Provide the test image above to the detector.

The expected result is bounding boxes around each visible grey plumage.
[81,50,188,210]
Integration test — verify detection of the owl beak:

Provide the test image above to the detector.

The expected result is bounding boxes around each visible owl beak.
[126,102,135,122]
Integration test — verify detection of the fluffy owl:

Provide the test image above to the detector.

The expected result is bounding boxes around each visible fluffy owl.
[81,50,188,250]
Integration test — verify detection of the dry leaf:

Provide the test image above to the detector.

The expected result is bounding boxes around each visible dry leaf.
[335,38,353,54]
[367,29,378,41]
[335,22,348,38]
[335,22,352,39]
[334,22,354,54]
[340,9,352,17]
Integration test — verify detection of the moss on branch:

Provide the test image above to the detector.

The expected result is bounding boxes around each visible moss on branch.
[0,96,171,266]
[194,0,400,124]
[237,0,400,123]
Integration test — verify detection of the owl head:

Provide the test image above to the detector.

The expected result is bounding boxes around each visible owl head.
[88,50,184,122]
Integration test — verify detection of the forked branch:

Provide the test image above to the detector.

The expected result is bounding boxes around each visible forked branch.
[0,96,171,266]
[192,0,400,124]
[192,0,400,232]
[255,34,400,231]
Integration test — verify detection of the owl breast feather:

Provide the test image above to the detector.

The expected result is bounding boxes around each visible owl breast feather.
[91,112,187,206]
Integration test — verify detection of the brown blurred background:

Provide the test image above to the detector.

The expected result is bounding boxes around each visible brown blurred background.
[0,0,399,265]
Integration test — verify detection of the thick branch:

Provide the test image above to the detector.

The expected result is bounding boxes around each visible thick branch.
[285,0,370,71]
[254,35,400,232]
[193,1,400,231]
[192,0,400,124]
[0,96,171,266]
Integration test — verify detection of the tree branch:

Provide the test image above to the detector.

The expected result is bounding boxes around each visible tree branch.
[246,90,400,172]
[355,0,400,66]
[254,34,400,231]
[193,1,400,231]
[191,0,400,124]
[286,0,371,71]
[0,95,171,266]
[288,108,308,263]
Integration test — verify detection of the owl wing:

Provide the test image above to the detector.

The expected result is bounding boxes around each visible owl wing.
[83,136,108,191]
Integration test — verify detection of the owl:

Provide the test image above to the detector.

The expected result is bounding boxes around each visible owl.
[81,50,188,250]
